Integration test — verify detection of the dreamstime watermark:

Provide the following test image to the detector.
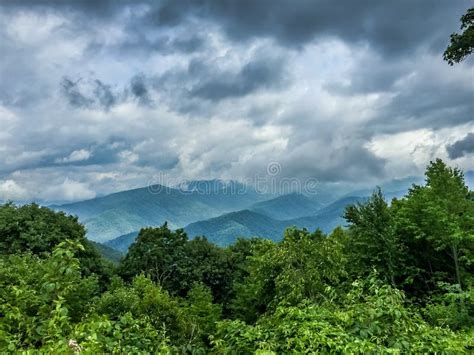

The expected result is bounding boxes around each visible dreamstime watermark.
[147,162,320,196]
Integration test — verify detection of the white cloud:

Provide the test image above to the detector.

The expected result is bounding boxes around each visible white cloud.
[0,179,29,200]
[367,123,474,178]
[42,178,96,202]
[55,149,92,164]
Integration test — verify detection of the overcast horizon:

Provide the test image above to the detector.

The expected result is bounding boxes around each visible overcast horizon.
[1,0,473,203]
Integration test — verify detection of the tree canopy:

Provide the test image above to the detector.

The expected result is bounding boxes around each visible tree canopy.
[444,8,474,64]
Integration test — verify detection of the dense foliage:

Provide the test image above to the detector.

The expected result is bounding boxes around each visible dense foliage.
[444,7,474,65]
[1,159,473,353]
[0,203,113,285]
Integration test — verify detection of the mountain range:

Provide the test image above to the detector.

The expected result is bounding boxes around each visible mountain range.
[48,173,474,253]
[104,194,365,251]
[52,180,270,243]
[184,195,365,246]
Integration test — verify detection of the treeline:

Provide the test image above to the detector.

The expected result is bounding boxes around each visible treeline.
[0,159,473,353]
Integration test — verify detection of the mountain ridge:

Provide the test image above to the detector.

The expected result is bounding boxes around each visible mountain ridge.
[53,180,271,242]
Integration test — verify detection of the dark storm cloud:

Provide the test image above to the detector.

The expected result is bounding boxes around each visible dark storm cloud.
[5,0,468,57]
[102,29,208,56]
[287,144,387,182]
[324,58,410,95]
[70,139,129,166]
[153,0,469,56]
[20,139,131,172]
[61,77,125,111]
[129,74,152,105]
[93,80,116,110]
[61,77,94,109]
[61,75,159,109]
[447,133,474,159]
[0,0,121,18]
[140,52,289,115]
[188,55,288,101]
[135,154,180,170]
[171,35,206,53]
[363,67,474,136]
[1,0,208,56]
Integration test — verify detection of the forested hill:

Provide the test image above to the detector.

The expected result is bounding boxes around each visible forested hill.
[105,195,365,250]
[49,171,472,247]
[52,180,270,242]
[249,192,322,220]
[184,209,288,245]
[184,195,366,246]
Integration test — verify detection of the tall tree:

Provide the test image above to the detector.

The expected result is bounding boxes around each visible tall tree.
[119,224,232,302]
[344,188,401,286]
[119,224,188,287]
[392,159,474,292]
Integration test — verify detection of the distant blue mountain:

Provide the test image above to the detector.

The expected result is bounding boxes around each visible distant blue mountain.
[55,173,473,248]
[287,196,366,233]
[104,231,139,253]
[100,190,409,251]
[54,180,269,242]
[183,195,366,247]
[250,193,323,220]
[185,209,287,246]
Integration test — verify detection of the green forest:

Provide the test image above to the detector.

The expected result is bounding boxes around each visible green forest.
[1,159,473,353]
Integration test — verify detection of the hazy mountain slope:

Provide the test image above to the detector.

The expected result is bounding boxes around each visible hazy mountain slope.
[184,210,287,246]
[58,175,440,247]
[342,176,424,200]
[287,196,366,233]
[183,196,366,246]
[250,193,322,220]
[54,181,269,242]
[88,240,123,264]
[104,231,139,253]
[176,180,268,210]
[56,185,219,242]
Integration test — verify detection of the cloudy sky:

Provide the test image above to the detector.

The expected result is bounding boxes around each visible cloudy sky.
[0,0,473,202]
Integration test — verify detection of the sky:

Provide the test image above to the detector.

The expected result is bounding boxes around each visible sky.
[0,0,473,202]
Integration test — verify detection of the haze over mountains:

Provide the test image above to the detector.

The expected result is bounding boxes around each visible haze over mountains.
[53,180,268,242]
[184,195,365,246]
[47,173,470,253]
[102,194,358,252]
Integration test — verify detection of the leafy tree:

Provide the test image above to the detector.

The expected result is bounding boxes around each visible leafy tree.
[227,237,262,284]
[68,313,171,353]
[223,237,263,315]
[183,282,222,346]
[423,282,474,331]
[444,8,474,65]
[181,236,233,304]
[230,238,278,323]
[119,223,188,286]
[212,277,471,353]
[0,241,99,350]
[0,202,112,283]
[392,159,474,294]
[1,160,473,352]
[231,228,348,322]
[94,274,190,344]
[344,188,402,286]
[119,224,233,303]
